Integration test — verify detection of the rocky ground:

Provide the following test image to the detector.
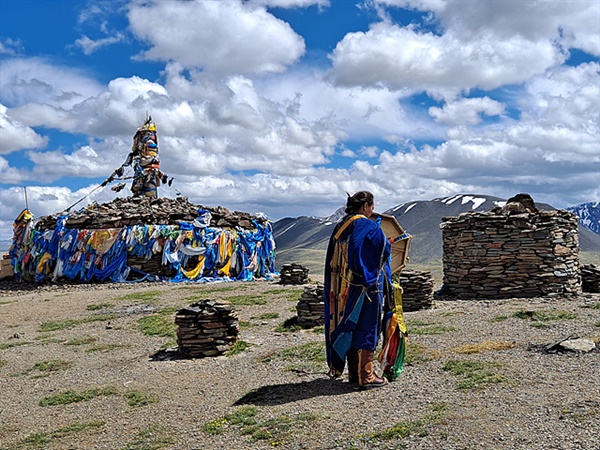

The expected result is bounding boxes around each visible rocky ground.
[0,279,599,450]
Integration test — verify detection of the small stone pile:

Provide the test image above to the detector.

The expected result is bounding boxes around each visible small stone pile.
[34,196,265,231]
[280,263,310,285]
[296,283,324,328]
[440,194,581,299]
[174,300,239,358]
[581,264,600,293]
[398,270,434,311]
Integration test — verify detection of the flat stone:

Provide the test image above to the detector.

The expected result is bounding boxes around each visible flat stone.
[559,338,596,353]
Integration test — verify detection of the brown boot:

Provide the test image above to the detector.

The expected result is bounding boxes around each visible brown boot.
[358,349,388,390]
[347,348,359,384]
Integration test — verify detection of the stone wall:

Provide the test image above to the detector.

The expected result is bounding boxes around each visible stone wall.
[398,270,434,311]
[440,207,581,299]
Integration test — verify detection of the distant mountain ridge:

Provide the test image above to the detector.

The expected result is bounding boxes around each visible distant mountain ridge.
[272,194,600,274]
[567,202,600,235]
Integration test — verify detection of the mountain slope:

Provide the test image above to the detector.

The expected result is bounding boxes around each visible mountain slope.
[272,194,600,274]
[567,202,600,235]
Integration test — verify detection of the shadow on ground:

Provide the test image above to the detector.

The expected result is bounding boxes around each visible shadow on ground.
[233,376,355,406]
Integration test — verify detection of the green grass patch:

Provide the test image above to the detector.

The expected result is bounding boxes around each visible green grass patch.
[121,423,176,449]
[265,288,303,302]
[366,403,447,443]
[512,309,577,322]
[222,294,267,306]
[203,406,319,445]
[39,386,118,406]
[203,406,259,435]
[19,421,105,447]
[0,340,31,350]
[252,312,279,320]
[87,303,113,311]
[275,316,302,332]
[180,284,241,294]
[137,307,179,339]
[38,314,116,332]
[406,319,456,335]
[443,359,506,390]
[64,336,97,346]
[405,343,444,364]
[489,315,509,323]
[86,343,131,353]
[239,320,255,328]
[33,359,73,373]
[124,390,159,407]
[263,341,327,373]
[117,290,163,303]
[226,340,249,356]
[312,325,325,334]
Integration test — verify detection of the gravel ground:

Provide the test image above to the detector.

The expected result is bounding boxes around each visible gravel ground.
[0,279,599,450]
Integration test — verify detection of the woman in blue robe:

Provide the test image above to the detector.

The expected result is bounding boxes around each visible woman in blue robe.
[324,191,391,389]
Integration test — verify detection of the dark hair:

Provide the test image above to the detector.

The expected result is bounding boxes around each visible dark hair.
[345,191,374,214]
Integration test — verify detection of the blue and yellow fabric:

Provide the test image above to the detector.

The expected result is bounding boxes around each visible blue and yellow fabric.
[8,208,277,284]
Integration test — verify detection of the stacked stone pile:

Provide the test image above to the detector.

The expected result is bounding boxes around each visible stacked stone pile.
[398,270,434,311]
[296,283,324,328]
[35,196,264,231]
[175,299,239,358]
[280,263,310,285]
[440,195,581,299]
[581,264,600,293]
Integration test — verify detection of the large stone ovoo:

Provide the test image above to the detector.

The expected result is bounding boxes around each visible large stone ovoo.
[440,194,581,299]
[9,196,277,283]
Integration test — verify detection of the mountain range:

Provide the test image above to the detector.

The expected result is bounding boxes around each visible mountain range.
[272,194,600,275]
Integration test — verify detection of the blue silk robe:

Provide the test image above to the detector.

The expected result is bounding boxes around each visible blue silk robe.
[323,214,392,376]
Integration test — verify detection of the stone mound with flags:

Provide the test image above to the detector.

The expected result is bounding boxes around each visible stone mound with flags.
[8,196,277,284]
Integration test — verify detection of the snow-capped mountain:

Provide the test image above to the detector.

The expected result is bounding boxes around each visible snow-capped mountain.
[567,202,600,235]
[272,194,600,273]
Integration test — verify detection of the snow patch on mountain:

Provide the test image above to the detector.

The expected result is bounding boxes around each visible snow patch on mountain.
[567,202,600,235]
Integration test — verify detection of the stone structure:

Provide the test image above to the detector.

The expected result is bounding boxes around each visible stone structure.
[398,270,434,311]
[440,195,581,299]
[10,196,277,283]
[280,263,310,285]
[296,283,324,328]
[175,300,239,358]
[581,264,600,293]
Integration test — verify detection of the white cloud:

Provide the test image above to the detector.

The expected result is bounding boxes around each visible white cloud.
[0,104,48,154]
[429,97,505,125]
[75,33,125,55]
[329,22,561,94]
[250,0,330,8]
[0,58,104,108]
[0,38,22,55]
[127,0,305,75]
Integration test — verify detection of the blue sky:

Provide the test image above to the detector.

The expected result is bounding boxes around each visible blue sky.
[0,0,599,241]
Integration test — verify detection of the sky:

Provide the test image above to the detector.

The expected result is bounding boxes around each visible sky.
[0,0,599,242]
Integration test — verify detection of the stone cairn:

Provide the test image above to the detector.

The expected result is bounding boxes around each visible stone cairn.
[35,196,262,231]
[175,300,239,358]
[296,283,324,328]
[398,270,434,311]
[33,196,269,279]
[440,194,581,299]
[280,263,310,285]
[581,264,600,293]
